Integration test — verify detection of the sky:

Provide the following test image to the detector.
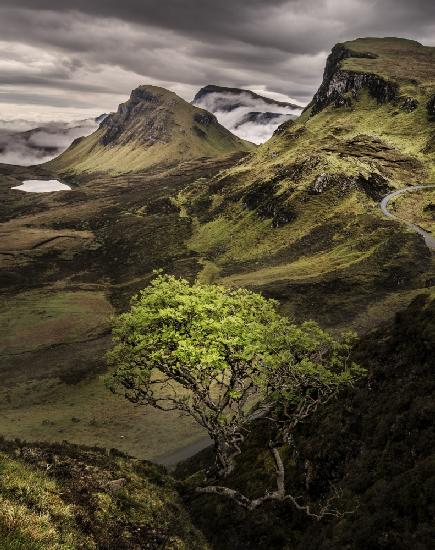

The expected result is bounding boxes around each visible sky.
[0,0,434,122]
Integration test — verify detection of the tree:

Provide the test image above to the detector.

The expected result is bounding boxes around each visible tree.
[108,273,363,515]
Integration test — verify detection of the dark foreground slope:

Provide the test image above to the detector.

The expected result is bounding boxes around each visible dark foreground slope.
[181,38,435,330]
[178,294,435,550]
[0,439,208,549]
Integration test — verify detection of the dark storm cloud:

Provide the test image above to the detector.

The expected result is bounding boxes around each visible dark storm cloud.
[0,0,434,117]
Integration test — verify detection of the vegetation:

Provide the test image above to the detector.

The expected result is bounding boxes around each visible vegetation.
[178,37,435,329]
[390,188,435,234]
[0,439,208,549]
[177,294,435,549]
[109,274,362,512]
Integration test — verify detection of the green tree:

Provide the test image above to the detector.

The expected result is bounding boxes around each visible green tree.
[108,274,363,514]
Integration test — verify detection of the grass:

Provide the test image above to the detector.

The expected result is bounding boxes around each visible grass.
[390,188,435,234]
[0,441,209,549]
[0,287,205,461]
[0,374,205,462]
[0,290,112,355]
[342,37,435,87]
[0,452,90,549]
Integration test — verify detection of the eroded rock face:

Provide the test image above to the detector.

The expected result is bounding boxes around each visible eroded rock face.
[396,96,419,112]
[310,172,390,201]
[99,87,173,146]
[193,112,217,126]
[307,44,397,116]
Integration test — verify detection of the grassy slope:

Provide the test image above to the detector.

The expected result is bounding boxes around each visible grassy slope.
[180,38,435,330]
[0,159,227,460]
[390,188,435,233]
[0,439,208,549]
[48,86,254,175]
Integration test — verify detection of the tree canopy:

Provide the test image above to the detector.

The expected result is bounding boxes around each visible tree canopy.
[108,273,364,512]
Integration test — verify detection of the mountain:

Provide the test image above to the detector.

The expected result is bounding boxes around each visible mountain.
[0,36,434,503]
[192,84,303,143]
[181,37,435,330]
[49,85,254,174]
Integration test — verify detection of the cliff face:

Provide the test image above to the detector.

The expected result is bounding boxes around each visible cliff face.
[306,43,398,115]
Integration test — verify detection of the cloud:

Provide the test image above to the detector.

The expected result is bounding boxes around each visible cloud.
[193,90,300,143]
[0,1,432,119]
[0,117,100,166]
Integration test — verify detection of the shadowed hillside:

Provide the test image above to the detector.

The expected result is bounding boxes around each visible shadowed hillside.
[177,294,435,550]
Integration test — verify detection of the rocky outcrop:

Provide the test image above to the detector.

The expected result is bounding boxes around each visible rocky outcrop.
[396,96,419,112]
[100,87,172,146]
[310,172,390,201]
[306,44,398,116]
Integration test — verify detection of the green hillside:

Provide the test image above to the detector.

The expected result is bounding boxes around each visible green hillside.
[48,85,254,175]
[179,37,435,329]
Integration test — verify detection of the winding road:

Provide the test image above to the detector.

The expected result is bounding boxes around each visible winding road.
[380,185,435,251]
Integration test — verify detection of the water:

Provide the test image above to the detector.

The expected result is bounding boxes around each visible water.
[11,179,71,193]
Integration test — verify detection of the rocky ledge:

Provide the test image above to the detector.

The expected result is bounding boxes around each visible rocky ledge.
[306,43,398,116]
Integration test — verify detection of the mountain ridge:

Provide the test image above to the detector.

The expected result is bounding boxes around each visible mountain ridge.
[193,84,303,110]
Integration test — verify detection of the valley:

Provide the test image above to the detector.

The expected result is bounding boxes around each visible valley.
[0,34,434,550]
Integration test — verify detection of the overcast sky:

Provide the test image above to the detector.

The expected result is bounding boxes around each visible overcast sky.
[0,0,434,121]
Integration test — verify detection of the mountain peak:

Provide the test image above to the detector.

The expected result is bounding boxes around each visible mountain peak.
[305,37,434,116]
[48,85,254,174]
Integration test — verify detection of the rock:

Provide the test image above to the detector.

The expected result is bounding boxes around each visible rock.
[242,181,296,227]
[396,96,419,112]
[42,419,55,426]
[306,44,397,116]
[106,478,127,493]
[310,172,390,201]
[193,112,217,126]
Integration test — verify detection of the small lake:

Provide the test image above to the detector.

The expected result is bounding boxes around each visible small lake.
[11,180,71,193]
